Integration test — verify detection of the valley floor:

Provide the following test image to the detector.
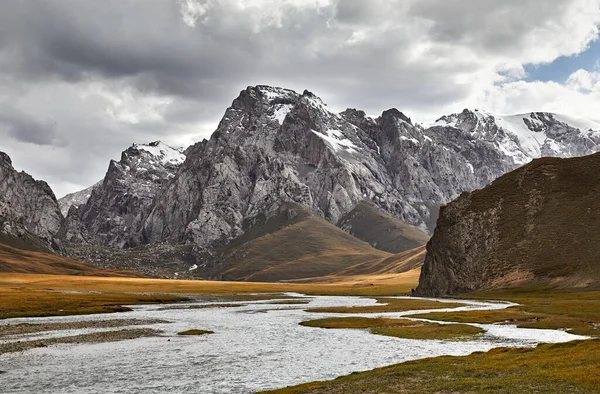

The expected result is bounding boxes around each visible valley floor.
[1,272,599,393]
[0,271,419,319]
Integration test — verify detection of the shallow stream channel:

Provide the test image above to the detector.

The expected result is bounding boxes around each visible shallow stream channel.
[0,294,587,393]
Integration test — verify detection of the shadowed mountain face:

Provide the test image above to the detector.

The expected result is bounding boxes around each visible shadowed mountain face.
[416,153,600,297]
[338,202,430,254]
[0,152,64,253]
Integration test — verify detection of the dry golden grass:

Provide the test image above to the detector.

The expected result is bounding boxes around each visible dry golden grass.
[0,270,420,319]
[306,297,465,314]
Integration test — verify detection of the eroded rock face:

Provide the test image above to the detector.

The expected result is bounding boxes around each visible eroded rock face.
[0,151,63,251]
[415,153,600,297]
[61,142,185,248]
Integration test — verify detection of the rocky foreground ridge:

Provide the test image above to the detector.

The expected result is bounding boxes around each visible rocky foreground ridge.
[415,153,600,296]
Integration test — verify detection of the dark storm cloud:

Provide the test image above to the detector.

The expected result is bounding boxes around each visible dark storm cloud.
[0,107,63,146]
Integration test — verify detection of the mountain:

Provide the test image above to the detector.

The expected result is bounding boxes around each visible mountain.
[5,85,600,281]
[433,109,600,165]
[58,86,600,280]
[133,87,523,253]
[58,181,101,216]
[60,141,185,248]
[415,153,600,297]
[331,245,426,277]
[0,151,63,253]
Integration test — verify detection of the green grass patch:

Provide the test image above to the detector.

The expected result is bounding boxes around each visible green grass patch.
[300,317,482,340]
[306,297,465,314]
[300,317,415,329]
[373,323,484,340]
[177,329,214,336]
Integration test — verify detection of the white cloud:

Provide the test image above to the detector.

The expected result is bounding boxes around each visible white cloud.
[178,0,212,27]
[470,69,600,123]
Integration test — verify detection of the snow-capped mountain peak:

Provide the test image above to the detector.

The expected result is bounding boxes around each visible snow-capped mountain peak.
[132,141,186,166]
[433,109,600,165]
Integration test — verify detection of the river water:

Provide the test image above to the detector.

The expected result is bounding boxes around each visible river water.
[0,294,587,393]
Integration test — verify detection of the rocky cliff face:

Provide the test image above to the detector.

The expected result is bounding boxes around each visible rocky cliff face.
[0,151,63,252]
[60,142,185,248]
[58,181,101,216]
[415,153,600,296]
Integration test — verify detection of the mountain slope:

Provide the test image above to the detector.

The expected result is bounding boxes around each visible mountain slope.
[332,245,426,277]
[204,203,391,282]
[338,201,429,253]
[416,153,600,297]
[0,243,142,277]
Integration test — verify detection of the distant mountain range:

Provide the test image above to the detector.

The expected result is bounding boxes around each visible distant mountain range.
[2,85,600,280]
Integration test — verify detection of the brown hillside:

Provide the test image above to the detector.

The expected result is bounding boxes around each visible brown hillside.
[416,153,600,296]
[0,243,143,277]
[215,204,392,282]
[338,202,430,253]
[332,245,426,277]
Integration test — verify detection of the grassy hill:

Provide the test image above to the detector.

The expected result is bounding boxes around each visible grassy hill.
[212,203,392,281]
[417,152,600,296]
[332,245,426,277]
[0,243,143,277]
[338,202,429,253]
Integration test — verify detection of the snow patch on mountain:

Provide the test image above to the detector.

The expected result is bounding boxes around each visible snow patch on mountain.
[272,104,294,125]
[311,129,359,153]
[434,109,600,165]
[134,141,186,166]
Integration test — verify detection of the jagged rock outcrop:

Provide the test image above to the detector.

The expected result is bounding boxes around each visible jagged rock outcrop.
[415,153,600,297]
[0,151,63,252]
[58,181,101,216]
[60,142,185,248]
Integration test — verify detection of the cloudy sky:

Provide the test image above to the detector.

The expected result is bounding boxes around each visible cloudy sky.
[1,0,600,198]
